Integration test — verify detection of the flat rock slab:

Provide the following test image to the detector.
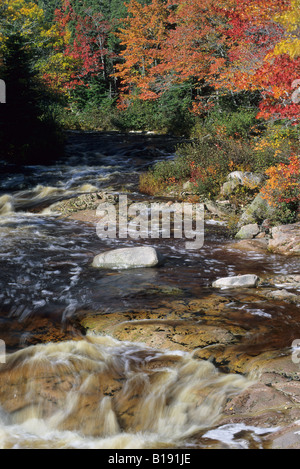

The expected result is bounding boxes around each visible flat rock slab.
[212,274,260,289]
[92,246,163,269]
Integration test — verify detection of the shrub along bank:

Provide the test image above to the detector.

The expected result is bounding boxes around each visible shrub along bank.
[139,113,300,229]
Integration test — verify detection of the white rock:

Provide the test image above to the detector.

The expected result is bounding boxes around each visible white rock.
[212,274,260,289]
[227,171,264,187]
[92,246,163,269]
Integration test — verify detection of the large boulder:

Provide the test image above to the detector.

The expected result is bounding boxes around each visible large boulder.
[212,274,260,289]
[221,171,265,197]
[268,222,300,255]
[92,246,163,269]
[238,193,276,227]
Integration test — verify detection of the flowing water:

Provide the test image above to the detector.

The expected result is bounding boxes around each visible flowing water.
[0,131,299,449]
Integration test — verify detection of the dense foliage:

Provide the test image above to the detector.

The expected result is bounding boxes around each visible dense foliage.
[0,0,299,221]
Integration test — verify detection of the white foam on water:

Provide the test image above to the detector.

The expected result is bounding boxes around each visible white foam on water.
[203,423,280,449]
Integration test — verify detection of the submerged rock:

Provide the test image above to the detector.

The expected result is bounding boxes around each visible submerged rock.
[92,246,163,269]
[212,274,260,289]
[261,289,300,304]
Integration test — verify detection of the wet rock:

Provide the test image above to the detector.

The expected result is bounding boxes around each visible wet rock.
[219,354,300,448]
[73,293,300,448]
[229,238,269,254]
[262,289,300,304]
[92,246,164,269]
[235,223,260,240]
[0,336,251,442]
[78,295,245,355]
[49,192,119,216]
[227,171,265,187]
[268,222,300,255]
[263,274,300,288]
[212,274,260,289]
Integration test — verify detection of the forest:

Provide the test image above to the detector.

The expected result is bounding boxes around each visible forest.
[0,0,300,224]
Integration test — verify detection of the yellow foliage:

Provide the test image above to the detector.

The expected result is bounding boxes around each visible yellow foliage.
[0,0,60,52]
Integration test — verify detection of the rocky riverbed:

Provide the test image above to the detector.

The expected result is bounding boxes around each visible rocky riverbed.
[38,189,300,448]
[0,132,299,449]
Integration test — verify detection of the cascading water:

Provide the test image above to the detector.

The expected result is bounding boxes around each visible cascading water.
[0,335,252,449]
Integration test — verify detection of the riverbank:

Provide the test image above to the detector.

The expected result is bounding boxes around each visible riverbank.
[0,131,299,449]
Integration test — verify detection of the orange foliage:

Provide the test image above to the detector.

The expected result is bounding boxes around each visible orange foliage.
[115,0,226,109]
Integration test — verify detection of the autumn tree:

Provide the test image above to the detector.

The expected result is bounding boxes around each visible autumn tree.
[43,0,116,110]
[115,0,230,114]
[115,0,171,105]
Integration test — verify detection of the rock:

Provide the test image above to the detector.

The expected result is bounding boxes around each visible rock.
[221,171,264,197]
[238,193,276,227]
[230,238,269,254]
[49,192,119,216]
[256,232,266,239]
[262,289,300,304]
[205,199,236,218]
[212,274,260,289]
[227,171,265,187]
[219,353,300,447]
[182,181,194,192]
[92,246,163,269]
[235,223,260,239]
[268,222,300,255]
[221,179,240,197]
[74,294,300,448]
[0,336,253,442]
[264,274,300,287]
[78,294,248,364]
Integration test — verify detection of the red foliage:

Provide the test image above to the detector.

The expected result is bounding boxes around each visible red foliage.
[54,0,112,91]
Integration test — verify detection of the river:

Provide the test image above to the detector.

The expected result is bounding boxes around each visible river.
[0,131,299,449]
